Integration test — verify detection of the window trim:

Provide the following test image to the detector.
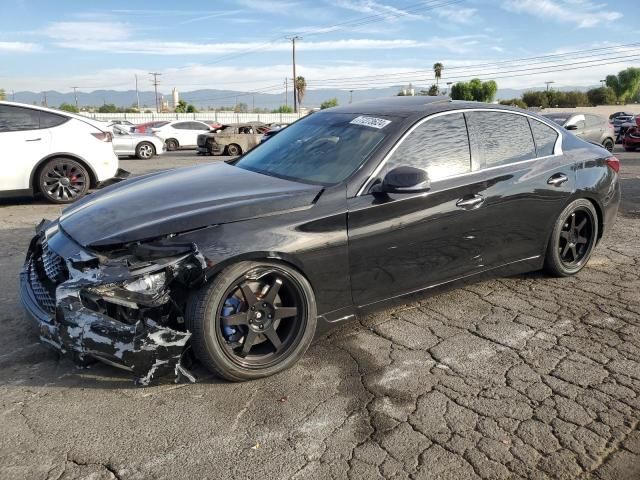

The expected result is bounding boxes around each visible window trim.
[0,104,69,132]
[356,108,563,196]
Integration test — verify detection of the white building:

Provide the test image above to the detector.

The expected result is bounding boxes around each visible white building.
[172,88,179,109]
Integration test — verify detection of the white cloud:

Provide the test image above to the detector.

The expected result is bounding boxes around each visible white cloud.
[435,7,478,24]
[334,0,423,19]
[45,21,130,42]
[501,0,622,28]
[0,41,40,53]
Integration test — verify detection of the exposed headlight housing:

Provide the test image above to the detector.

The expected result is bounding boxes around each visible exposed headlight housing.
[124,272,166,294]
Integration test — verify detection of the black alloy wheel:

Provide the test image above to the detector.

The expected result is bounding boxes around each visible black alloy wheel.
[166,138,178,151]
[186,261,317,381]
[602,138,614,152]
[38,158,89,204]
[544,199,598,277]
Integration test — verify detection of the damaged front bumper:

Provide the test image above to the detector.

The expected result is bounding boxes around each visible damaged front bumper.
[19,221,205,385]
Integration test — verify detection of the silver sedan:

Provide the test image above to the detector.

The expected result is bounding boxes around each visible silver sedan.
[112,125,166,159]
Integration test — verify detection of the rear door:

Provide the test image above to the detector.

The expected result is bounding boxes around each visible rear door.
[183,121,210,147]
[584,115,604,143]
[0,105,53,191]
[464,110,574,266]
[566,114,587,139]
[171,122,192,146]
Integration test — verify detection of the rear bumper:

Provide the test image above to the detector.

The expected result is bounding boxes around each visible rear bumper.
[96,168,130,189]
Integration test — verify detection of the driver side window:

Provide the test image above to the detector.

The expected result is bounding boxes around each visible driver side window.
[386,113,471,182]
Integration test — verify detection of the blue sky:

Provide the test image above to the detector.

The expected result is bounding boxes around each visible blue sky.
[1,0,639,94]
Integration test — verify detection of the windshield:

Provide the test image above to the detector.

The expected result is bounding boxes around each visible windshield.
[542,114,568,126]
[235,112,398,185]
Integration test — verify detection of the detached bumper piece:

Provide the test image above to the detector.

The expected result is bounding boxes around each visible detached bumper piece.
[20,222,201,386]
[97,168,131,189]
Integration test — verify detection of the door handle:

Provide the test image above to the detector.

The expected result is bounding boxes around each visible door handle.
[456,194,484,209]
[547,173,569,186]
[25,138,41,142]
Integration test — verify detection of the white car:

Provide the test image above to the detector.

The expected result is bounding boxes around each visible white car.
[0,101,120,204]
[112,125,166,159]
[151,120,212,150]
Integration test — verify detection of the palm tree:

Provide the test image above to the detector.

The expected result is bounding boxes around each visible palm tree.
[295,76,307,111]
[433,62,444,86]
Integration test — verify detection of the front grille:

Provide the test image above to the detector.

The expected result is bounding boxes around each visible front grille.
[41,238,68,283]
[197,135,208,147]
[28,260,56,312]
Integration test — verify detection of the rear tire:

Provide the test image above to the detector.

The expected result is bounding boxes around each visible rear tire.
[135,141,155,159]
[166,138,179,151]
[37,158,89,204]
[186,261,317,381]
[602,138,614,152]
[544,199,598,277]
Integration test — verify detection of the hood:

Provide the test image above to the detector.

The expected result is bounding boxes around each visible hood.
[60,162,322,247]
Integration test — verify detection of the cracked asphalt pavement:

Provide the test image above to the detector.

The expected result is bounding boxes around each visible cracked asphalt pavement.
[1,150,639,479]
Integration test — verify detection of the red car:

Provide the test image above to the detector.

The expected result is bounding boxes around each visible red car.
[133,121,170,134]
[622,117,640,151]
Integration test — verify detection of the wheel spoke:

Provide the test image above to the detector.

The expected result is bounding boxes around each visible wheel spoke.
[576,236,588,244]
[561,243,571,258]
[240,283,257,305]
[570,213,576,230]
[263,328,282,351]
[576,218,587,233]
[241,330,258,356]
[263,278,282,304]
[570,245,578,261]
[559,231,570,240]
[274,306,297,320]
[222,312,249,326]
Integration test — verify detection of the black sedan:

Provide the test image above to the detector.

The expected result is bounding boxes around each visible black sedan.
[20,97,620,385]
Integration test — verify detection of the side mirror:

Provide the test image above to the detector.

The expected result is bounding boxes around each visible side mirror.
[377,166,431,194]
[565,124,578,131]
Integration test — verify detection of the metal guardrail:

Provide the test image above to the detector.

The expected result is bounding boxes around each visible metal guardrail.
[87,112,306,124]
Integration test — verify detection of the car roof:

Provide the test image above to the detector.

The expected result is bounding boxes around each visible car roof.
[326,96,532,118]
[0,100,107,130]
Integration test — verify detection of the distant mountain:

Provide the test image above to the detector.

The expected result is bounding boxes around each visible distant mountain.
[9,84,601,110]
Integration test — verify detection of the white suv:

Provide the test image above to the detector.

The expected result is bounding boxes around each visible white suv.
[151,120,212,150]
[0,102,120,203]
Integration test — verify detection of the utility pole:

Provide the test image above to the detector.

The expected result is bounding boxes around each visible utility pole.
[252,94,255,113]
[285,78,288,108]
[42,92,47,107]
[135,74,140,111]
[71,86,79,111]
[287,36,301,113]
[349,90,353,104]
[545,81,555,92]
[600,79,606,87]
[149,72,162,113]
[11,90,15,101]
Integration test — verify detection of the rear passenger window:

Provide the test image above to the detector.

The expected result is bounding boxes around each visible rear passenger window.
[386,113,471,181]
[0,105,40,132]
[39,111,68,129]
[529,119,558,157]
[467,111,535,167]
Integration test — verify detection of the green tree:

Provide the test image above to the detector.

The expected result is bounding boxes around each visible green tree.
[522,91,549,108]
[295,76,307,109]
[97,103,118,113]
[606,67,640,103]
[59,102,79,113]
[427,84,439,96]
[451,79,497,102]
[320,98,338,109]
[174,99,188,113]
[0,89,6,101]
[586,87,616,105]
[433,62,443,86]
[234,102,248,113]
[272,105,294,113]
[186,104,197,113]
[499,98,527,109]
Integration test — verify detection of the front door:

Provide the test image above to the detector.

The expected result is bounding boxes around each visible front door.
[348,112,488,306]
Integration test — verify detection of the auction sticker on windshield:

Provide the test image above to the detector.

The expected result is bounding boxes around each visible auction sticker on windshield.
[350,116,392,129]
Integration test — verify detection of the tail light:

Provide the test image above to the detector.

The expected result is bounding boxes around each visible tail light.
[91,131,113,142]
[606,156,620,173]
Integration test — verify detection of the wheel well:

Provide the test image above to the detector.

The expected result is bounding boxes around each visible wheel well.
[585,197,604,242]
[31,155,98,192]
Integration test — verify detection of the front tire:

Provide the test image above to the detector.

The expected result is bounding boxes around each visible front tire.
[602,138,614,152]
[37,158,89,204]
[186,261,317,381]
[135,141,155,159]
[544,199,598,277]
[226,143,242,156]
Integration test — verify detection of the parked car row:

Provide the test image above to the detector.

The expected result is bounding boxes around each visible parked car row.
[542,112,615,152]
